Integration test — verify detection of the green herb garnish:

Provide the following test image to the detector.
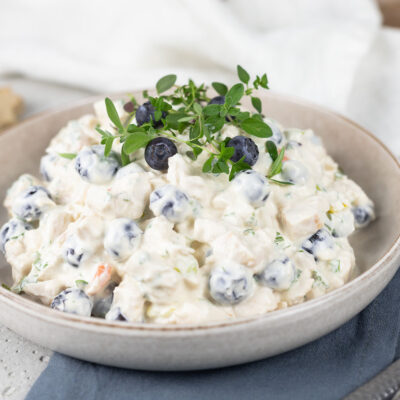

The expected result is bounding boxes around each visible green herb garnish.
[329,260,341,273]
[265,139,290,185]
[269,178,294,186]
[58,153,77,160]
[267,144,286,178]
[312,270,328,288]
[274,232,285,244]
[292,269,303,284]
[97,65,272,180]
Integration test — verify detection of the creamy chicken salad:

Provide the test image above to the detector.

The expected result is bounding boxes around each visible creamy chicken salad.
[0,69,375,324]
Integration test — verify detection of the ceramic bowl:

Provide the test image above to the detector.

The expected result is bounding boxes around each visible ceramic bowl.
[0,92,399,371]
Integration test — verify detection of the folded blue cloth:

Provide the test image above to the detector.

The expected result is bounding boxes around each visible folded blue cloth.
[27,268,400,400]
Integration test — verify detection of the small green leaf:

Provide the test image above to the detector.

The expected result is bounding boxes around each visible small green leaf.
[268,178,294,186]
[211,82,228,96]
[268,146,286,178]
[189,120,201,140]
[203,125,212,141]
[205,116,225,133]
[58,153,77,160]
[105,98,123,131]
[236,111,251,120]
[193,103,203,115]
[121,148,130,166]
[251,96,262,113]
[202,156,214,173]
[186,140,203,160]
[192,145,203,157]
[166,112,190,129]
[241,117,272,138]
[177,116,196,123]
[220,146,235,161]
[237,65,250,84]
[225,83,244,107]
[153,110,162,121]
[96,126,114,138]
[126,124,145,133]
[1,283,11,291]
[261,73,269,89]
[217,160,229,174]
[253,73,269,90]
[203,104,221,116]
[227,107,240,116]
[156,74,177,94]
[104,137,115,156]
[75,279,88,286]
[123,132,153,154]
[266,140,278,161]
[229,157,251,181]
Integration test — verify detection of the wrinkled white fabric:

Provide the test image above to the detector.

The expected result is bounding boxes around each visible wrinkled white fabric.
[0,0,399,153]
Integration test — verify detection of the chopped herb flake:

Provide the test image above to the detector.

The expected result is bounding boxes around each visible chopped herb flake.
[58,153,77,160]
[274,232,285,244]
[312,270,328,288]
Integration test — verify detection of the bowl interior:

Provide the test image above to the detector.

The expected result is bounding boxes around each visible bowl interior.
[0,92,399,289]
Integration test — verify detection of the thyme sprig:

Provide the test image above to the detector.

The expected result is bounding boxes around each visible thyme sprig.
[97,65,288,180]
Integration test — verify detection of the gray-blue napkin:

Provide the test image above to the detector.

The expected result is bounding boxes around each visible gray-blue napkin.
[26,268,400,400]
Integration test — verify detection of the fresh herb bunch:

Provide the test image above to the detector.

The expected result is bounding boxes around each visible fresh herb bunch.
[96,65,287,181]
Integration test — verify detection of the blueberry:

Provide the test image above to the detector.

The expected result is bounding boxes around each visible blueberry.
[12,186,55,222]
[255,257,295,291]
[104,218,142,261]
[281,160,308,185]
[92,282,117,318]
[302,229,334,261]
[40,154,57,182]
[105,307,128,321]
[136,101,167,128]
[0,219,32,253]
[352,205,374,228]
[209,263,252,305]
[232,170,271,208]
[149,185,191,223]
[63,235,90,267]
[75,145,120,184]
[227,136,259,166]
[208,96,225,105]
[144,137,177,171]
[51,288,93,317]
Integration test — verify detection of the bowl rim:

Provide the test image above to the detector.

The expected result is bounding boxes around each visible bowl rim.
[1,91,399,334]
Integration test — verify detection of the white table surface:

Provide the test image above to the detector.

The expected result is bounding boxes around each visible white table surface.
[0,77,93,400]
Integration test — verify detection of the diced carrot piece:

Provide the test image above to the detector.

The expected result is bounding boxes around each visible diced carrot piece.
[86,264,112,296]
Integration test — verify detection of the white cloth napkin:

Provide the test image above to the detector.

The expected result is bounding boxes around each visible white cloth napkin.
[0,0,399,153]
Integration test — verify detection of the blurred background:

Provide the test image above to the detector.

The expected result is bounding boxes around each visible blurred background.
[0,0,399,152]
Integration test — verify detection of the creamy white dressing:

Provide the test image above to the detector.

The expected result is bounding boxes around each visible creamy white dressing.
[1,101,375,324]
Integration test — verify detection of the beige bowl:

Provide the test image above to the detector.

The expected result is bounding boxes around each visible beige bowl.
[0,92,399,371]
